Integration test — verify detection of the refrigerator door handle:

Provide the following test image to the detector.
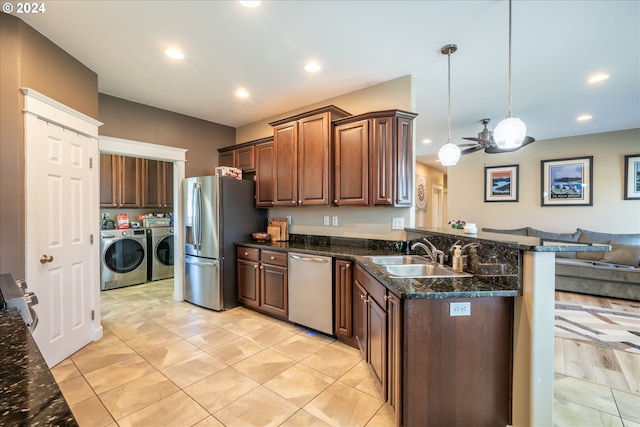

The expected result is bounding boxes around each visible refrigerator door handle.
[185,257,218,267]
[193,182,202,250]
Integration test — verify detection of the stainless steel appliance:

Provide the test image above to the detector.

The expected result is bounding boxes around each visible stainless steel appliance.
[100,228,148,290]
[184,175,266,311]
[147,227,174,281]
[288,253,333,334]
[0,273,39,332]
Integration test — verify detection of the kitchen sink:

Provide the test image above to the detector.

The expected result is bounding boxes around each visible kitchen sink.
[366,255,432,265]
[382,263,473,278]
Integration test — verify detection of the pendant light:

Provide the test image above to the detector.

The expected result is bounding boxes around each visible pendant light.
[437,44,461,167]
[494,0,527,149]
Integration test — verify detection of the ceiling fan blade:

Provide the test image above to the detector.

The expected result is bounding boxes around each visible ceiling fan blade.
[458,143,478,147]
[484,136,535,154]
[460,145,484,155]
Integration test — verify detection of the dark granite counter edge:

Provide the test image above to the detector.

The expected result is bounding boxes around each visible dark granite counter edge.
[0,308,78,427]
[237,240,521,299]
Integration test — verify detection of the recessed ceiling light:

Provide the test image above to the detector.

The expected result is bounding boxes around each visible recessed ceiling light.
[577,114,592,122]
[421,139,432,144]
[238,1,261,8]
[588,73,609,83]
[304,62,321,73]
[164,49,184,60]
[235,89,250,98]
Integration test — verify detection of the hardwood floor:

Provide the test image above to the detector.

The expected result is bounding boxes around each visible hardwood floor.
[553,291,640,426]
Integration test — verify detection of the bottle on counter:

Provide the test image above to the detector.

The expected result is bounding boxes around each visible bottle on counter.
[452,245,463,272]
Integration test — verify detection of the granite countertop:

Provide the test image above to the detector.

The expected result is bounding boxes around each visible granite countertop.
[238,239,521,300]
[405,227,612,253]
[0,308,77,427]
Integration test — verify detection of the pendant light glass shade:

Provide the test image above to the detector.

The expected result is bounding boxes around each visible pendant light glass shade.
[436,44,460,166]
[494,116,526,149]
[438,141,461,166]
[494,0,526,149]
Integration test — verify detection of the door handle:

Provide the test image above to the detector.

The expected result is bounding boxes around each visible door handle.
[40,255,53,264]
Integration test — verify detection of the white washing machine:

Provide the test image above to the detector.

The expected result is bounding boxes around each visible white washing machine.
[147,227,174,281]
[100,228,148,290]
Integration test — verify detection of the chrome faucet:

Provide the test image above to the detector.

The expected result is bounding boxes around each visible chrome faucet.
[410,238,445,265]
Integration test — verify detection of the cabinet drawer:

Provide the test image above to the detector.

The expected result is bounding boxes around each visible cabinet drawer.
[237,246,259,261]
[355,265,387,309]
[260,250,288,266]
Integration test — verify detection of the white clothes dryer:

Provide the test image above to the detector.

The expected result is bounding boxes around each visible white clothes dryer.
[100,228,148,290]
[147,227,174,281]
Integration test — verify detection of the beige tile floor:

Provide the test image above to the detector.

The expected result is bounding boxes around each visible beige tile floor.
[50,280,640,427]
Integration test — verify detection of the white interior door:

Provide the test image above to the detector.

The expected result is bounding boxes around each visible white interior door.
[432,184,443,228]
[24,89,100,368]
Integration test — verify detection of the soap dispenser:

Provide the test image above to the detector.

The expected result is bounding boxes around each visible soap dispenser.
[452,245,463,272]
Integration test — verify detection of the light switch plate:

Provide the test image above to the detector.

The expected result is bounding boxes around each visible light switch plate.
[323,216,329,226]
[392,217,404,230]
[332,216,338,226]
[450,302,471,316]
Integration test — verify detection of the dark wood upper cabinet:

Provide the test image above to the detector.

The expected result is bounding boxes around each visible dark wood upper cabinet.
[219,150,236,168]
[269,105,351,207]
[333,110,416,207]
[236,145,255,171]
[255,141,275,208]
[143,159,173,208]
[100,154,143,208]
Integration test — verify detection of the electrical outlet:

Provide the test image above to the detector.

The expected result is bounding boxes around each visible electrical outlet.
[450,302,471,316]
[332,216,338,226]
[323,216,330,226]
[392,217,404,230]
[102,213,110,219]
[286,216,292,225]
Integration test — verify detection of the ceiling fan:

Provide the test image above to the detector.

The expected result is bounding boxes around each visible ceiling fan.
[460,118,535,155]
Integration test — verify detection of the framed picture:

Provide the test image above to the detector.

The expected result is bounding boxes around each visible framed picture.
[624,154,640,200]
[484,164,519,202]
[541,156,593,206]
[416,175,427,210]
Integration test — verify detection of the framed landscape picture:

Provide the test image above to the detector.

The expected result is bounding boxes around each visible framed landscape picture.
[484,164,519,202]
[541,156,593,206]
[624,154,640,200]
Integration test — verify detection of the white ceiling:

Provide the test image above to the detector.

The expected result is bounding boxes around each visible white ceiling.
[18,1,640,169]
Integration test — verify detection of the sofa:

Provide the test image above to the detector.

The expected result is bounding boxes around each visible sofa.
[482,227,640,301]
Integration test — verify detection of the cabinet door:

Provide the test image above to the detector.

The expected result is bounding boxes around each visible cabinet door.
[99,153,118,207]
[119,156,143,208]
[237,259,259,308]
[297,112,330,206]
[236,145,255,171]
[255,142,275,207]
[368,297,387,394]
[333,119,369,206]
[164,161,174,208]
[335,260,353,338]
[143,159,162,208]
[260,263,288,318]
[386,292,402,426]
[354,280,368,358]
[273,122,298,206]
[370,117,394,206]
[394,116,414,206]
[219,150,236,167]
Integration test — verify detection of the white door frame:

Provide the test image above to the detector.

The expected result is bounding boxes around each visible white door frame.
[98,136,187,308]
[432,184,443,228]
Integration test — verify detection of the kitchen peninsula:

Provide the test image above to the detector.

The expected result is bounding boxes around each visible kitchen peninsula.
[239,227,608,427]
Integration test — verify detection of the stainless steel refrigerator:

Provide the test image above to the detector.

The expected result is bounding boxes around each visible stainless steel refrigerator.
[184,175,266,311]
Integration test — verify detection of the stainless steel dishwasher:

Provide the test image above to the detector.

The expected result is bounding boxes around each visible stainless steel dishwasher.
[288,253,333,335]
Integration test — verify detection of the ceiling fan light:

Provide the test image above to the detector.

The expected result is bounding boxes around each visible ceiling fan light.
[493,116,526,149]
[438,142,461,166]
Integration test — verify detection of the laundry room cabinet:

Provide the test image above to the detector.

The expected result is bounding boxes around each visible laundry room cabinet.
[143,159,173,208]
[100,154,143,208]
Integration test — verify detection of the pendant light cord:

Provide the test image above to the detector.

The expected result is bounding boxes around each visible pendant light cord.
[447,49,452,143]
[507,0,513,118]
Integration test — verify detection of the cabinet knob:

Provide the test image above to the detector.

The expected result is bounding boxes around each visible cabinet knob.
[244,252,249,256]
[254,265,257,269]
[271,202,275,206]
[384,295,389,301]
[270,256,275,260]
[345,264,350,269]
[260,265,264,270]
[334,199,339,204]
[298,200,302,205]
[387,198,391,203]
[291,200,296,205]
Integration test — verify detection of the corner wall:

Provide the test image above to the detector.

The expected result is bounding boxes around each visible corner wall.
[447,128,640,234]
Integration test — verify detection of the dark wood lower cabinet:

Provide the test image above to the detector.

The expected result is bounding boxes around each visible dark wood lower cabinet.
[402,297,513,427]
[237,246,288,320]
[260,263,288,318]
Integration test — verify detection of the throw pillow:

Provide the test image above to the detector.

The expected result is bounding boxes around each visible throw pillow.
[577,228,640,261]
[602,241,640,267]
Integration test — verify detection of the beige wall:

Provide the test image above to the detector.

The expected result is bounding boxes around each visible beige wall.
[98,94,235,178]
[448,128,640,234]
[235,75,416,241]
[0,13,98,276]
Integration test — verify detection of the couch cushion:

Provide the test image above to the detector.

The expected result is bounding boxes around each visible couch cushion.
[576,228,640,261]
[528,228,581,258]
[482,227,529,236]
[602,241,640,267]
